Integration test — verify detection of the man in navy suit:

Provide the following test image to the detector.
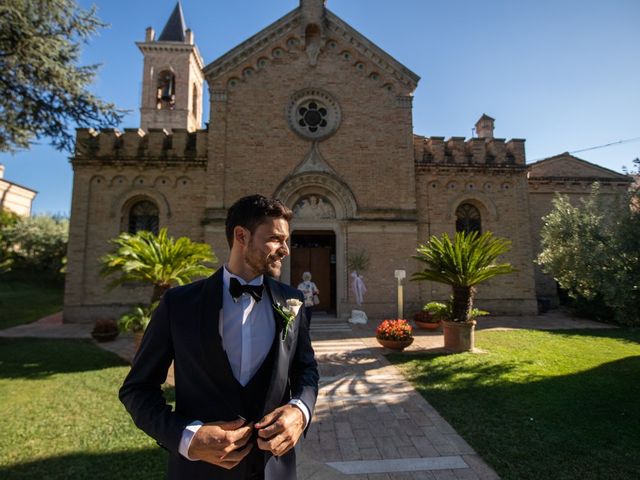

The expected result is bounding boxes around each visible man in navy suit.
[120,195,319,479]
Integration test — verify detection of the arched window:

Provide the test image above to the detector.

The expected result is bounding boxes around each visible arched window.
[156,70,176,110]
[455,203,481,234]
[128,200,159,234]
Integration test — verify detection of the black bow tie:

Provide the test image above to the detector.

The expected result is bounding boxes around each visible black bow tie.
[229,277,263,303]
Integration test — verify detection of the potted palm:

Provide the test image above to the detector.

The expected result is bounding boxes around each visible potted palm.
[101,228,216,346]
[101,227,217,303]
[412,231,514,352]
[375,319,414,351]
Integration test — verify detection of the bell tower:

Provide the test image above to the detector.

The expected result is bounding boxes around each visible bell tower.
[137,2,204,131]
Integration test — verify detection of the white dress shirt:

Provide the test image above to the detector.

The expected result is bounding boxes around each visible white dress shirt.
[178,266,310,460]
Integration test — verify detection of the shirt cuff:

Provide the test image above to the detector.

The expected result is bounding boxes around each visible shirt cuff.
[288,399,310,429]
[179,421,204,461]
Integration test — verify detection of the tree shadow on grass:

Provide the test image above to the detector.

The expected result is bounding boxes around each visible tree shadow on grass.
[0,338,129,380]
[0,448,167,480]
[390,353,640,480]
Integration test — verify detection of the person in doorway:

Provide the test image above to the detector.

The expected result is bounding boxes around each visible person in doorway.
[297,271,320,323]
[119,194,319,479]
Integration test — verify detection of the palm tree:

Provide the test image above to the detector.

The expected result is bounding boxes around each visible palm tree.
[101,228,217,303]
[412,231,514,323]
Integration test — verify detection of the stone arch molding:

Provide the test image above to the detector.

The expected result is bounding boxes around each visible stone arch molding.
[446,191,498,222]
[274,172,358,220]
[111,187,172,220]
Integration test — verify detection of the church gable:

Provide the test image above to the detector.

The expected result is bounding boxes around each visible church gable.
[202,3,419,94]
[528,153,630,181]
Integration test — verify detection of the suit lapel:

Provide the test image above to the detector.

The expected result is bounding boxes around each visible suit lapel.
[198,268,245,417]
[262,277,292,416]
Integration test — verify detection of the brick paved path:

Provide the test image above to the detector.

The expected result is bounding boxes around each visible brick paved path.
[0,310,610,479]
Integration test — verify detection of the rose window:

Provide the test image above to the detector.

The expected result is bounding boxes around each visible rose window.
[297,102,328,133]
[287,88,341,141]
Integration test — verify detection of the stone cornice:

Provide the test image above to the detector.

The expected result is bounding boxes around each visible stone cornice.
[415,164,527,174]
[202,7,420,92]
[203,8,301,80]
[71,157,207,169]
[325,10,420,90]
[528,176,632,184]
[137,41,205,71]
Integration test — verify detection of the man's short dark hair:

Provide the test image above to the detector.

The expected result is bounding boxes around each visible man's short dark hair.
[225,194,293,248]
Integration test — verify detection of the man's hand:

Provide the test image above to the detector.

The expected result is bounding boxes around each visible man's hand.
[187,418,254,469]
[255,405,305,457]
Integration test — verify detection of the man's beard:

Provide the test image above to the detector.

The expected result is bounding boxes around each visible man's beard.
[245,242,283,279]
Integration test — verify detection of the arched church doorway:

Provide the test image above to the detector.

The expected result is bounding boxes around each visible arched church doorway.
[290,230,336,315]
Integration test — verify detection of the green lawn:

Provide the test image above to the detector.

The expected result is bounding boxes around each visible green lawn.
[0,278,64,329]
[390,328,640,480]
[0,338,169,479]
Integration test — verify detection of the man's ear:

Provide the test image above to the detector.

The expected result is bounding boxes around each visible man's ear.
[233,226,249,247]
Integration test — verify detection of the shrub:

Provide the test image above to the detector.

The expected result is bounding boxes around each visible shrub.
[3,214,68,277]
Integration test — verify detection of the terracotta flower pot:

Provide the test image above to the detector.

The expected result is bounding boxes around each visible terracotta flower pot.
[414,319,442,331]
[442,320,476,353]
[134,331,145,351]
[377,337,414,351]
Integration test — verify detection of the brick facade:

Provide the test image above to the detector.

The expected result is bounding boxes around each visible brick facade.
[63,1,631,322]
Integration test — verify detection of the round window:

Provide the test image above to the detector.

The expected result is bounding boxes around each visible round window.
[287,88,341,141]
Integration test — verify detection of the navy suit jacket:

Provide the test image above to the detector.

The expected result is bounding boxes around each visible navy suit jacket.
[119,268,319,479]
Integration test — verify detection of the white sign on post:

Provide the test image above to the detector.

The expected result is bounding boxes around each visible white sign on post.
[394,270,406,319]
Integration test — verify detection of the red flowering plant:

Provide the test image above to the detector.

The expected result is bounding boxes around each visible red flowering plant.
[375,319,413,341]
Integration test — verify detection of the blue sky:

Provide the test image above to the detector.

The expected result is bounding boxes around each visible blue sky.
[1,0,639,216]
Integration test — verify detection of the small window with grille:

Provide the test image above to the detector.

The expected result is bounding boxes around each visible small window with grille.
[128,200,159,234]
[455,203,481,234]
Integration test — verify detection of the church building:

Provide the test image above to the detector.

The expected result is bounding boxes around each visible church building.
[63,1,631,322]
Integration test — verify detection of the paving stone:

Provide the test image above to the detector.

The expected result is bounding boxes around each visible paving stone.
[454,468,481,479]
[336,421,355,439]
[339,438,362,461]
[326,457,469,475]
[397,418,427,436]
[360,447,383,460]
[445,435,475,455]
[433,470,458,480]
[374,437,401,459]
[398,445,420,459]
[409,409,435,427]
[354,428,377,449]
[421,426,454,447]
[389,472,416,480]
[409,436,439,457]
[411,471,437,480]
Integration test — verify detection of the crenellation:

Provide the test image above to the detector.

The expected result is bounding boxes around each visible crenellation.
[74,128,98,157]
[446,137,466,163]
[146,128,171,156]
[414,134,529,167]
[72,128,209,164]
[486,138,507,164]
[466,137,485,164]
[98,129,121,156]
[122,129,145,157]
[506,139,526,165]
[427,136,445,163]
